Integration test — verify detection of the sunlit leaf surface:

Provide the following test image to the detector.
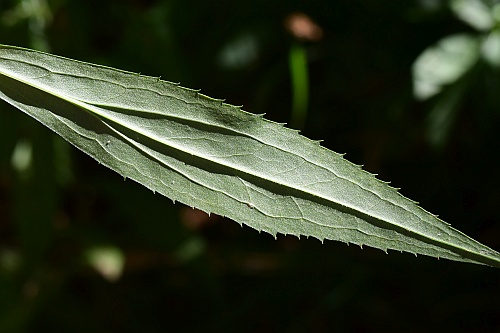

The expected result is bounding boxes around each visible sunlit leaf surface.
[1,44,499,267]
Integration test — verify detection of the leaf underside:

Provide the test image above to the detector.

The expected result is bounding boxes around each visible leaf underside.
[0,44,498,267]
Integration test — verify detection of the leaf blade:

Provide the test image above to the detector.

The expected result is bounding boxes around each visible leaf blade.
[1,44,499,267]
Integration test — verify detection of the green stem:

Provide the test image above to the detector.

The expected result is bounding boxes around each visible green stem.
[289,43,309,130]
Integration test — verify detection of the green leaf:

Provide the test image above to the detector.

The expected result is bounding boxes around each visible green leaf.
[0,44,499,267]
[450,0,495,31]
[412,34,480,100]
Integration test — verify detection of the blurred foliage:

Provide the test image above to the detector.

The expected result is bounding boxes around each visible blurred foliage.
[0,0,499,332]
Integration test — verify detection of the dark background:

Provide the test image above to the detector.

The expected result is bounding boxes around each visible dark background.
[1,0,499,332]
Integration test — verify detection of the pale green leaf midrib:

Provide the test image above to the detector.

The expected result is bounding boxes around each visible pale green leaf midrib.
[1,49,499,266]
[93,102,491,259]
